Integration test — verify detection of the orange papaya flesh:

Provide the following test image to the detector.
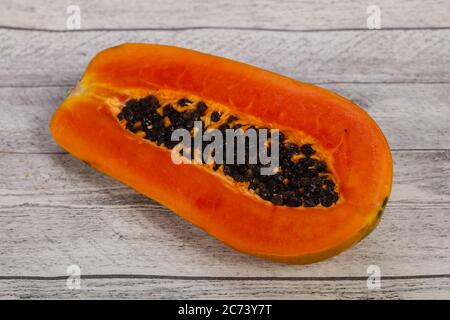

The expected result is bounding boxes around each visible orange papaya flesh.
[50,43,393,264]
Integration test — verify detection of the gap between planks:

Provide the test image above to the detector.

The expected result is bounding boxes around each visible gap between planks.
[1,274,450,281]
[2,26,450,33]
[2,81,450,89]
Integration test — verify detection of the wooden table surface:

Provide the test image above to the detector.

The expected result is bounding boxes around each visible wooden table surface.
[0,0,449,299]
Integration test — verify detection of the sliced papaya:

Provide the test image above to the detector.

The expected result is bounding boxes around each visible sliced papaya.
[50,43,393,264]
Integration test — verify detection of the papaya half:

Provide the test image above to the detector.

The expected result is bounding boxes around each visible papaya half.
[50,43,393,264]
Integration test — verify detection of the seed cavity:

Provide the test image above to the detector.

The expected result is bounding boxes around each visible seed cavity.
[116,94,339,208]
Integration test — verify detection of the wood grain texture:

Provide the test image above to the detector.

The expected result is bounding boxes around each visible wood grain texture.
[1,28,449,86]
[1,277,449,299]
[1,83,449,153]
[0,150,448,277]
[2,0,449,31]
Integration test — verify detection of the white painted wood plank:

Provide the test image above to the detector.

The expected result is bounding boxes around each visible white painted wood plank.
[1,28,449,86]
[0,151,448,277]
[2,0,449,30]
[1,277,449,299]
[1,85,449,152]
